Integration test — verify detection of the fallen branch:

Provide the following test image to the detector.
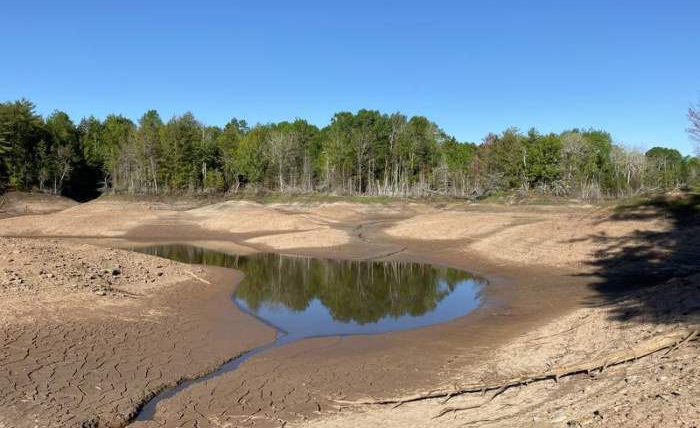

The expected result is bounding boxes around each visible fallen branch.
[664,330,698,355]
[335,329,698,415]
[184,270,211,285]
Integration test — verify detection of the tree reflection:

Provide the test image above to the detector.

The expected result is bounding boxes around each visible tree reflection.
[133,245,480,324]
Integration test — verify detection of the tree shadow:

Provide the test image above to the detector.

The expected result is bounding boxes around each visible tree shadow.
[578,192,700,325]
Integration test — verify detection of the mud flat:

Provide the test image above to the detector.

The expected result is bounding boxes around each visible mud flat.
[0,237,274,427]
[0,194,698,427]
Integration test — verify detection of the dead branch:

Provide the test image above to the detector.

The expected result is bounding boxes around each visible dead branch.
[184,270,211,285]
[334,329,698,416]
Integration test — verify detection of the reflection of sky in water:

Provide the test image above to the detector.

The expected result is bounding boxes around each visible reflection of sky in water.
[237,279,482,338]
[131,245,485,338]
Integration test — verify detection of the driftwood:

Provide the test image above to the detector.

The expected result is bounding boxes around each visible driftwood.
[335,329,698,418]
[184,270,211,285]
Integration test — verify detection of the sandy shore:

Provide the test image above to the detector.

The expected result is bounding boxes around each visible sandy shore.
[0,194,697,427]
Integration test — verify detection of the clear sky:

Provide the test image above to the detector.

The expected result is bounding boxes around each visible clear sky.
[1,0,698,154]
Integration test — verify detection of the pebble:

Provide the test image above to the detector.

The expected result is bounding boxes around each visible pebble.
[551,414,568,423]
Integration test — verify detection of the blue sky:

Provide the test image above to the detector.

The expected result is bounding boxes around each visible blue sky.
[1,0,698,154]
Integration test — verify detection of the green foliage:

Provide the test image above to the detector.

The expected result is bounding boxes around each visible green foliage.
[235,126,269,185]
[217,118,248,188]
[525,129,561,186]
[644,147,685,189]
[0,99,47,188]
[1,98,698,201]
[442,137,476,171]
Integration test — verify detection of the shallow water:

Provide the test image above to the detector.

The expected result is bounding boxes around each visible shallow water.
[135,244,485,336]
[130,244,485,420]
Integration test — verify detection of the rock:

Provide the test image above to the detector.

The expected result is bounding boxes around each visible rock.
[551,414,568,423]
[111,268,121,276]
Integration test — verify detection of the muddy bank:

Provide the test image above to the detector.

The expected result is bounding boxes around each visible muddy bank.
[117,219,596,427]
[305,274,700,427]
[0,237,274,427]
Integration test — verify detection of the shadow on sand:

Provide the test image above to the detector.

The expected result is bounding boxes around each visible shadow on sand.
[576,192,700,325]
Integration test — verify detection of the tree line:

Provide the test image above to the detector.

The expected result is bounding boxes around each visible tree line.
[1,98,698,201]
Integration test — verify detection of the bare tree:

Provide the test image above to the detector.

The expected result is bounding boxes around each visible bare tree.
[267,129,299,191]
[689,102,700,155]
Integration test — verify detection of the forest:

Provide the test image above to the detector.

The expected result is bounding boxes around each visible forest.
[1,98,699,201]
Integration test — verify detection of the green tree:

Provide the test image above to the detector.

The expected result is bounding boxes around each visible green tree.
[235,126,269,186]
[217,118,248,190]
[44,110,80,194]
[136,110,164,193]
[160,113,201,191]
[645,147,685,190]
[0,99,46,189]
[1,98,694,200]
[101,115,135,191]
[524,130,561,189]
[197,125,224,191]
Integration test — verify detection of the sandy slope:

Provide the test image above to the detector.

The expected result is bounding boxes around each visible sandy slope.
[0,199,171,237]
[468,211,670,269]
[385,206,671,269]
[0,191,78,218]
[385,210,531,241]
[2,197,672,269]
[189,200,327,233]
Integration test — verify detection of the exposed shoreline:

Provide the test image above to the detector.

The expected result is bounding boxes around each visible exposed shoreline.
[0,194,697,427]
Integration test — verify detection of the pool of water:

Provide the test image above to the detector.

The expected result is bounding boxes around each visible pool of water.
[133,244,485,338]
[129,244,485,420]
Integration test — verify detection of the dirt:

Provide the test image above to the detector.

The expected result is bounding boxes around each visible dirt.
[0,198,672,271]
[0,237,275,428]
[0,193,698,427]
[305,276,700,428]
[0,191,78,218]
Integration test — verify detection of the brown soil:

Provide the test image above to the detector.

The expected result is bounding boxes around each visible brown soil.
[0,237,274,427]
[0,191,78,218]
[307,276,700,428]
[0,194,697,427]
